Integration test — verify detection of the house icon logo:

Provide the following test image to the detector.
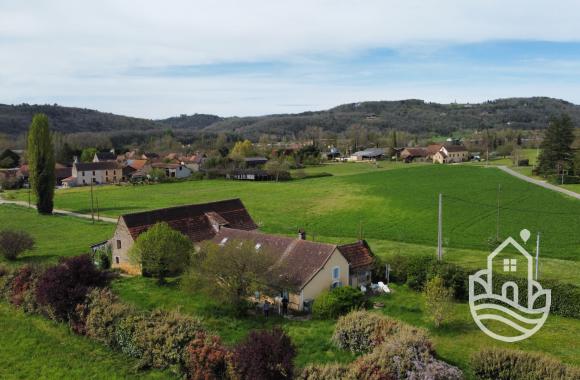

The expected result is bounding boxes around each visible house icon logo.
[469,229,551,342]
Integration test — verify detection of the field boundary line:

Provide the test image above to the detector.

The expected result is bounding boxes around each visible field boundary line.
[0,194,117,223]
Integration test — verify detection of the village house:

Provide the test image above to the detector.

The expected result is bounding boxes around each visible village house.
[432,145,469,164]
[63,160,123,187]
[150,162,192,178]
[400,147,428,162]
[108,199,374,311]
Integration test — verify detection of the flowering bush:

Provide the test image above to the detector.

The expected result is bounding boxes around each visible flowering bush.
[233,327,296,380]
[184,332,232,380]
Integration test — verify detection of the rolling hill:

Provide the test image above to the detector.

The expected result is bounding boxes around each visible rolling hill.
[1,97,579,137]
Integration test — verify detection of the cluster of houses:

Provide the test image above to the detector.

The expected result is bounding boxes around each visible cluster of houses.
[101,198,375,312]
[332,142,469,164]
[0,149,208,189]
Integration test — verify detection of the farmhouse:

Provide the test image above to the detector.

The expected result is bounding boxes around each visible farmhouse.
[109,199,374,310]
[150,162,192,178]
[64,160,123,187]
[433,145,469,164]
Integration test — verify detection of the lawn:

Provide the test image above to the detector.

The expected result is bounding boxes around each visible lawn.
[0,204,114,268]
[0,303,168,380]
[10,164,580,260]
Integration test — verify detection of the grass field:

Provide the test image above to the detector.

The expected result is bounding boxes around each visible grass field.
[2,162,579,378]
[0,303,167,380]
[10,164,580,260]
[0,205,114,268]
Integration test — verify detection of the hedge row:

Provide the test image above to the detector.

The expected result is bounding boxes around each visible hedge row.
[471,348,580,380]
[388,253,580,318]
[299,310,464,380]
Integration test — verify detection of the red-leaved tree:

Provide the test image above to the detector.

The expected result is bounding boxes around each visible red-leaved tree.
[35,255,109,321]
[185,332,232,380]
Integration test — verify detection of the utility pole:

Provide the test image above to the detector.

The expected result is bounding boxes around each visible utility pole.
[535,232,541,280]
[496,184,501,241]
[437,193,443,262]
[90,180,95,224]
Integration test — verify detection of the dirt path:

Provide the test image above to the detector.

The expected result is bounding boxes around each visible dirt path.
[0,195,117,223]
[497,166,580,201]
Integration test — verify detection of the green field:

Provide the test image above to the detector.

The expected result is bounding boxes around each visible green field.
[0,303,167,380]
[10,164,580,260]
[0,205,114,268]
[2,162,580,378]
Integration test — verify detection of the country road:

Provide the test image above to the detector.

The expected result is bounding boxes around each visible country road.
[0,195,117,223]
[497,166,580,201]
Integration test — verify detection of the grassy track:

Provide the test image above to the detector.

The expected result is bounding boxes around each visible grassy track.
[0,303,167,380]
[10,164,580,260]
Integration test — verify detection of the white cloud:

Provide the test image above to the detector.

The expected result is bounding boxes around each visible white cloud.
[1,1,580,117]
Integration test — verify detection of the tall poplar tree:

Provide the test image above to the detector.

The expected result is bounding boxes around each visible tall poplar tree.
[27,113,55,214]
[538,115,575,176]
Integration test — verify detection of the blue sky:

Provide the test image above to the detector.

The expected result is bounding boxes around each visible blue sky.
[1,1,580,118]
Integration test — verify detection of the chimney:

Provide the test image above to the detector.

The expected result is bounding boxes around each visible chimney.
[298,229,306,240]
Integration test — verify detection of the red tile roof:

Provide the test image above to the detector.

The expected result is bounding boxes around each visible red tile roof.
[211,227,337,290]
[121,199,257,242]
[337,240,375,270]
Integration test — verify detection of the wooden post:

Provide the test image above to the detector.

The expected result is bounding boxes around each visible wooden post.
[437,193,443,262]
[90,181,95,224]
[496,184,501,241]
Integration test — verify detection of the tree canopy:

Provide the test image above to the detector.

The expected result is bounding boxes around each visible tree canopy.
[129,222,192,283]
[538,115,576,176]
[27,113,55,214]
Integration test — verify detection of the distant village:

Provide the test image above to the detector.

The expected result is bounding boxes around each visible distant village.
[0,137,489,190]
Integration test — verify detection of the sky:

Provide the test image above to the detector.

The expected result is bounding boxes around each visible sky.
[2,1,580,119]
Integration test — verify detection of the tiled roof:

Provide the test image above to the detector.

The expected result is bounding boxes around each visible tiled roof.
[337,240,375,270]
[127,160,147,170]
[403,147,428,157]
[211,228,337,290]
[121,199,257,242]
[427,144,443,155]
[75,162,122,171]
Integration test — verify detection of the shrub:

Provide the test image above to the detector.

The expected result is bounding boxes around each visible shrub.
[491,273,580,319]
[0,229,35,260]
[233,327,296,380]
[471,348,580,380]
[115,313,146,358]
[184,332,233,380]
[35,255,109,321]
[332,310,402,353]
[84,288,133,347]
[132,309,204,371]
[8,265,43,313]
[297,363,351,380]
[92,247,111,270]
[313,287,369,319]
[428,262,468,301]
[129,222,192,283]
[406,255,436,291]
[423,275,454,327]
[351,330,460,380]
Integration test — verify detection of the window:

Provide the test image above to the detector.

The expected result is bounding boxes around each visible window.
[332,266,340,280]
[93,171,95,175]
[503,258,517,272]
[116,240,121,249]
[115,256,120,264]
[82,171,85,176]
[106,170,108,175]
